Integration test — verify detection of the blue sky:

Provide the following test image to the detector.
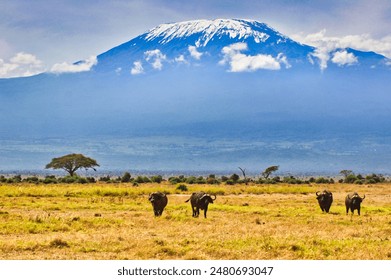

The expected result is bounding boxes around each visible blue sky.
[1,0,391,77]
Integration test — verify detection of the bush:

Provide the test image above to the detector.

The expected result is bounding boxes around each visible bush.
[206,177,219,184]
[24,176,39,183]
[86,177,96,183]
[43,176,58,184]
[99,175,111,182]
[12,175,22,183]
[315,177,330,184]
[230,174,240,182]
[77,177,88,184]
[186,176,197,184]
[225,179,235,185]
[60,176,78,184]
[134,176,151,184]
[176,184,188,191]
[345,174,357,183]
[169,176,187,184]
[221,176,229,182]
[121,172,131,183]
[365,173,385,184]
[150,175,163,183]
[196,176,206,184]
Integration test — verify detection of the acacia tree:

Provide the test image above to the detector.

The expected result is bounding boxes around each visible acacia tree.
[262,165,279,179]
[238,167,248,185]
[45,153,99,177]
[340,170,353,179]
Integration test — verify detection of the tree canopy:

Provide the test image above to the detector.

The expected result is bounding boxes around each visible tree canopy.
[262,165,279,179]
[45,153,99,176]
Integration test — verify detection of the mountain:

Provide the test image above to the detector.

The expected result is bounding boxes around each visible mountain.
[0,19,390,174]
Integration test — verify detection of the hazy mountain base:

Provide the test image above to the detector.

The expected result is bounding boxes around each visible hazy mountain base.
[1,133,390,174]
[1,61,390,175]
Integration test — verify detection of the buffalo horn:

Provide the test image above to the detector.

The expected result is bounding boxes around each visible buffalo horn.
[362,194,365,200]
[316,191,320,196]
[211,194,217,200]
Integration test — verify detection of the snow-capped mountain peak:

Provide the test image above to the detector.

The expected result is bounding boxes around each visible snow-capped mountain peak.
[96,18,389,74]
[144,19,282,47]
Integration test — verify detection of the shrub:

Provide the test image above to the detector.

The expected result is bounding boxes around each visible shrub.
[185,176,197,184]
[315,177,330,184]
[60,176,78,184]
[196,176,206,184]
[86,177,96,183]
[221,176,229,182]
[76,177,88,184]
[206,177,219,184]
[121,172,131,183]
[99,175,111,182]
[169,176,187,184]
[24,176,39,183]
[151,175,163,183]
[43,176,58,184]
[134,176,151,184]
[176,184,188,191]
[230,174,240,182]
[345,174,357,183]
[12,175,22,183]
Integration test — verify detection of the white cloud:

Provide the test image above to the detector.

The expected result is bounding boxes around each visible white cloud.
[293,29,391,69]
[175,54,187,63]
[277,53,291,69]
[50,56,97,73]
[130,61,144,75]
[0,52,44,78]
[331,50,358,66]
[188,46,203,60]
[10,52,42,66]
[219,42,289,72]
[144,49,166,70]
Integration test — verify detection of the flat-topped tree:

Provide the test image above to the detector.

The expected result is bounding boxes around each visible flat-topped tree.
[45,153,99,177]
[262,165,279,179]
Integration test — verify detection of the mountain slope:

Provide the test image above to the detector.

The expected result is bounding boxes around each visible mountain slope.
[95,19,388,74]
[0,19,390,173]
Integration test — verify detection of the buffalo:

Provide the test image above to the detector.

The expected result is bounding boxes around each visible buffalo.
[148,192,168,217]
[185,192,216,218]
[345,192,365,215]
[316,190,333,213]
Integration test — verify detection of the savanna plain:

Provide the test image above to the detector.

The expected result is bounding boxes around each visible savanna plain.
[0,181,390,260]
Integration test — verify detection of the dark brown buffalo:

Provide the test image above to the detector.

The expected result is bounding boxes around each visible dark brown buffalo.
[148,192,168,217]
[185,192,216,218]
[345,192,365,215]
[316,190,333,213]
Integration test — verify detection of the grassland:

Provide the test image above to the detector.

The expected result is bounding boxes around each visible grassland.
[0,182,390,260]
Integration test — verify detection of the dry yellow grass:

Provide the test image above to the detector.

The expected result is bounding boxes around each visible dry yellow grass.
[0,182,390,259]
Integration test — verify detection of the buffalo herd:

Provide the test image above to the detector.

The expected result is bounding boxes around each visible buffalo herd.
[315,190,365,215]
[149,190,366,217]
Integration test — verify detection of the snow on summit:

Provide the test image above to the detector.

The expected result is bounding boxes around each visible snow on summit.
[144,19,275,46]
[96,18,389,74]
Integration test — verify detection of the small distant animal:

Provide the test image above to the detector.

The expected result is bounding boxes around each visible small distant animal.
[345,192,365,215]
[148,192,168,217]
[316,190,333,213]
[185,192,216,218]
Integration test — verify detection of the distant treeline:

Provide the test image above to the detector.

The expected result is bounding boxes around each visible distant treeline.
[0,172,386,185]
